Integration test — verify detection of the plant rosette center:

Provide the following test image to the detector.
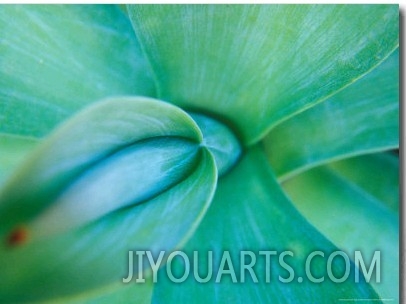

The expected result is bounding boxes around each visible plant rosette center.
[188,112,241,176]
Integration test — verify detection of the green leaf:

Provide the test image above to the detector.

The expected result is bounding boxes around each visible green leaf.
[264,49,399,180]
[0,96,203,238]
[282,163,399,301]
[152,146,379,303]
[0,134,38,187]
[0,5,155,138]
[189,112,241,176]
[62,279,153,304]
[24,138,203,240]
[329,152,399,212]
[128,4,398,144]
[0,143,217,303]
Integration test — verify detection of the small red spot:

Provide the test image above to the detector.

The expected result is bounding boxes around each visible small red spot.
[6,227,28,247]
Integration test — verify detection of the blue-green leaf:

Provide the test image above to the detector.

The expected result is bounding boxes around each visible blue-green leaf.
[329,152,399,212]
[0,128,217,303]
[0,5,155,138]
[0,96,219,302]
[152,146,379,303]
[128,4,398,144]
[189,112,241,176]
[264,49,399,180]
[0,96,202,238]
[283,162,399,301]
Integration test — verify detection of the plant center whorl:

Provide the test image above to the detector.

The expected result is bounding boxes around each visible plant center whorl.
[189,112,241,176]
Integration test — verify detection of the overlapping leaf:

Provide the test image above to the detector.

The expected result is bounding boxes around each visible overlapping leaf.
[0,97,218,302]
[264,49,399,180]
[152,147,379,303]
[0,97,202,236]
[0,4,399,304]
[189,113,241,176]
[329,152,399,212]
[128,4,398,144]
[0,149,216,302]
[283,155,399,301]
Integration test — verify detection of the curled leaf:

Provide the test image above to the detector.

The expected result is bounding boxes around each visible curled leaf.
[0,97,218,302]
[0,96,203,240]
[0,149,217,302]
[189,112,241,175]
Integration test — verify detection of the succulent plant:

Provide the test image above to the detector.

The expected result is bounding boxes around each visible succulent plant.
[0,4,399,303]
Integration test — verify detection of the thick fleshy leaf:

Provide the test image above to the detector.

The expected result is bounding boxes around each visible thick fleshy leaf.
[0,5,155,138]
[329,152,399,212]
[0,134,38,187]
[282,164,399,301]
[152,147,379,303]
[264,49,399,180]
[128,4,398,144]
[25,138,202,240]
[0,147,217,303]
[189,112,241,176]
[0,96,202,238]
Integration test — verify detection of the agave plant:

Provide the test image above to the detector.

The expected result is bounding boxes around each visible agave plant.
[0,4,399,303]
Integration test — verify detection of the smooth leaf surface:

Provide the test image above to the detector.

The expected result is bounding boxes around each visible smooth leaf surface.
[27,138,201,239]
[0,5,155,138]
[152,147,379,303]
[282,164,399,301]
[0,134,38,187]
[189,112,241,176]
[128,4,398,144]
[0,97,202,237]
[0,148,217,303]
[264,49,399,180]
[328,152,399,212]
